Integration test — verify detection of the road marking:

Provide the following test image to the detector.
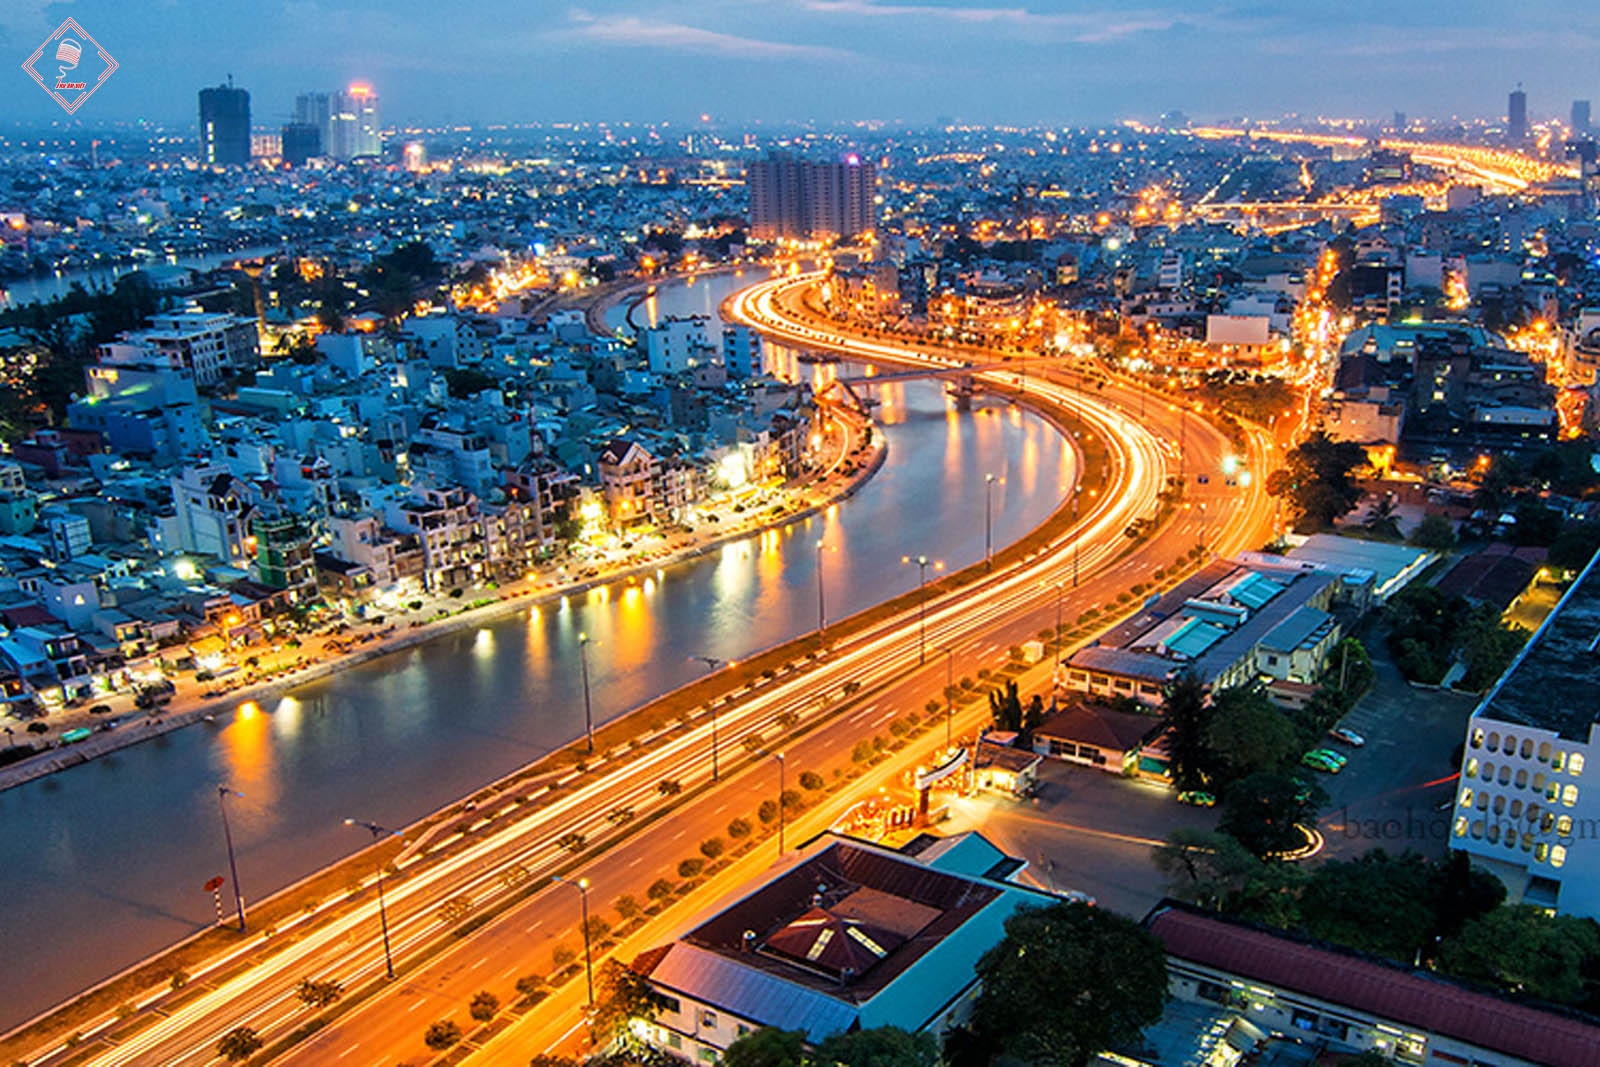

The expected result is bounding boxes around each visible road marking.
[870,708,897,727]
[524,920,543,934]
[628,854,646,868]
[339,1043,362,1058]
[409,999,427,1012]
[851,703,879,722]
[712,801,728,815]
[472,956,487,969]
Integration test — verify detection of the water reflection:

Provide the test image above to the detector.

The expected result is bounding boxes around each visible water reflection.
[0,269,1076,1029]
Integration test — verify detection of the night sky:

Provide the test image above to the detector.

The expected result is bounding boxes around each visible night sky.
[3,0,1597,127]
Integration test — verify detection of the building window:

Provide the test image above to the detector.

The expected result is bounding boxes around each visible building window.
[1539,741,1552,763]
[1515,768,1528,789]
[1499,765,1512,785]
[1521,738,1535,759]
[667,1033,683,1049]
[1535,843,1549,863]
[1487,732,1500,753]
[1552,845,1568,868]
[1571,753,1586,777]
[1534,773,1546,793]
[1492,795,1506,816]
[1563,785,1579,808]
[700,1010,718,1030]
[1458,788,1472,809]
[1471,728,1485,749]
[1487,824,1501,844]
[1557,814,1574,836]
[1453,816,1468,838]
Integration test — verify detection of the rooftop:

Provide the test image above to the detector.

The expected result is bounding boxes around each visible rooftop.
[1148,900,1600,1067]
[1475,547,1600,741]
[634,834,1050,1040]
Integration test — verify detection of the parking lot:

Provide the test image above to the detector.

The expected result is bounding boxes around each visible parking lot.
[1314,633,1479,860]
[940,758,1218,918]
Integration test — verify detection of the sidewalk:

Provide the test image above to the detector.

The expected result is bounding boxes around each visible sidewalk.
[0,408,882,794]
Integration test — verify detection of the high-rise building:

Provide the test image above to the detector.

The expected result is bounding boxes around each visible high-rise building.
[1573,99,1592,136]
[281,122,322,165]
[748,153,875,241]
[297,85,380,161]
[198,79,251,166]
[1508,86,1528,143]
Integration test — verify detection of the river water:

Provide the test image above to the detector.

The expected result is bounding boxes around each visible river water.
[0,270,1071,1027]
[0,245,280,309]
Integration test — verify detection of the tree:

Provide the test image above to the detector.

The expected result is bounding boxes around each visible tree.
[1548,523,1600,574]
[1219,772,1321,858]
[1438,905,1600,1004]
[1204,686,1300,784]
[615,894,641,921]
[1021,694,1045,739]
[1151,828,1302,925]
[722,1028,807,1067]
[728,817,753,839]
[1299,851,1442,962]
[988,679,1023,732]
[424,1019,463,1050]
[969,901,1168,1067]
[470,990,501,1022]
[295,977,344,1009]
[590,958,673,1045]
[1360,493,1403,540]
[1266,432,1367,531]
[217,1026,263,1062]
[1410,512,1458,552]
[816,1026,939,1067]
[1430,850,1506,941]
[1162,674,1212,790]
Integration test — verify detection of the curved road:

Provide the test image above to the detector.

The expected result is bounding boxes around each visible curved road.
[13,275,1277,1067]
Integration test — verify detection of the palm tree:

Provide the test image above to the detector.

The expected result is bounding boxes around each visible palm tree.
[1362,493,1403,540]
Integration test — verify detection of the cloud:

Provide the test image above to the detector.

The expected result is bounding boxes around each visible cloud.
[556,10,856,60]
[798,0,1191,43]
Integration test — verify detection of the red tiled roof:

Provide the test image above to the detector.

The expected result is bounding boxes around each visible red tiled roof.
[1149,905,1600,1067]
[1034,703,1160,753]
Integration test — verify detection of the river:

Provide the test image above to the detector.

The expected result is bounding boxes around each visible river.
[0,245,280,309]
[0,269,1072,1028]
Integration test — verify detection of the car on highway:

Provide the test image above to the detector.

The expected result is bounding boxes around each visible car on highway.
[1301,750,1343,773]
[1329,727,1366,747]
[1176,790,1216,807]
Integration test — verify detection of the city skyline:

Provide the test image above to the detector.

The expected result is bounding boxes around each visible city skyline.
[4,0,1600,126]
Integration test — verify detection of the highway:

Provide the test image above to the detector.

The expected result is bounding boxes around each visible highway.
[14,274,1276,1067]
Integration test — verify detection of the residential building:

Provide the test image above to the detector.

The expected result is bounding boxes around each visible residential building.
[748,153,876,240]
[645,315,714,375]
[198,80,250,166]
[280,122,321,165]
[597,439,661,527]
[631,831,1051,1062]
[1032,702,1164,773]
[1450,548,1600,916]
[383,486,485,592]
[163,464,257,565]
[251,513,317,602]
[1509,86,1528,143]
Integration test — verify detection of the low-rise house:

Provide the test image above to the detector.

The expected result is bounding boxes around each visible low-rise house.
[1032,702,1164,773]
[631,832,1053,1062]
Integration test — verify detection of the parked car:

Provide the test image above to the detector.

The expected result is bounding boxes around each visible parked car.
[1329,727,1366,747]
[1301,751,1342,773]
[1177,791,1217,808]
[1309,747,1348,767]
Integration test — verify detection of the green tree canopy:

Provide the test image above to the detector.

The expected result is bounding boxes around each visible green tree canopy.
[1299,850,1442,962]
[723,1028,808,1067]
[969,901,1168,1067]
[1218,772,1321,858]
[1409,512,1458,552]
[1265,432,1367,532]
[1204,686,1300,784]
[1437,905,1600,1004]
[591,959,673,1046]
[1162,674,1212,790]
[1151,827,1302,926]
[815,1026,939,1067]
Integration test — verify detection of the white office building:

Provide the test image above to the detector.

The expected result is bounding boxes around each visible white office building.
[1451,550,1600,915]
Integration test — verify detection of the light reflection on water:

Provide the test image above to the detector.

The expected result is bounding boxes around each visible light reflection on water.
[0,269,1075,1028]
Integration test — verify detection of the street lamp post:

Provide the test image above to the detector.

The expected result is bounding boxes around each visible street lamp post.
[691,655,733,781]
[1050,581,1065,667]
[939,646,955,748]
[901,554,941,665]
[216,786,246,932]
[343,819,402,979]
[984,474,998,569]
[815,541,830,635]
[774,752,787,854]
[552,875,595,1012]
[577,632,594,754]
